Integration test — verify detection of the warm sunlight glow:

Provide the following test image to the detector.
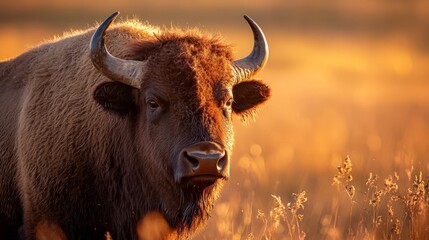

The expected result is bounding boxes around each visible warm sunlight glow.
[2,0,428,238]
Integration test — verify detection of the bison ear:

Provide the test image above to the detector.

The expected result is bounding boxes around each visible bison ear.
[94,82,138,116]
[232,80,271,115]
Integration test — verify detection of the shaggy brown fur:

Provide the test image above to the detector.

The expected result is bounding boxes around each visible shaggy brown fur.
[0,18,270,240]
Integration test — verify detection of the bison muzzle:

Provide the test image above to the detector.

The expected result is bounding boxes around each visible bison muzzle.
[0,11,271,240]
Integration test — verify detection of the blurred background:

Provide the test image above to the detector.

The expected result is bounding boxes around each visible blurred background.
[2,0,429,239]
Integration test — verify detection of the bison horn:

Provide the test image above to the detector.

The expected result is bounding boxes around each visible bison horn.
[233,16,269,82]
[90,12,147,89]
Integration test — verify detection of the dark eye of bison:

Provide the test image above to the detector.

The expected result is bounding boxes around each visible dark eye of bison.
[222,98,233,118]
[147,99,159,109]
[225,98,233,108]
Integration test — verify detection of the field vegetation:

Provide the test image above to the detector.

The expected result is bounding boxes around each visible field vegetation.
[1,0,429,239]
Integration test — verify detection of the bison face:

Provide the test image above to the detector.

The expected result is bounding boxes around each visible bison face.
[91,12,270,232]
[137,35,238,188]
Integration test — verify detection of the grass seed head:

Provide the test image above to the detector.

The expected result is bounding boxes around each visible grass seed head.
[391,219,401,235]
[366,172,379,188]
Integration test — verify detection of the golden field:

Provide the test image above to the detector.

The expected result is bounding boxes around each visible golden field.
[1,0,429,239]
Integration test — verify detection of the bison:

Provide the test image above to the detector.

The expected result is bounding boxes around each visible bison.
[0,12,270,239]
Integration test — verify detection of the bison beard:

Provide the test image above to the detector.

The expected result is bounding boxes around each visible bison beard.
[177,181,219,230]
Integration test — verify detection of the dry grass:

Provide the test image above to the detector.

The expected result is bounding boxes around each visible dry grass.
[256,192,307,240]
[199,155,428,240]
[329,157,428,239]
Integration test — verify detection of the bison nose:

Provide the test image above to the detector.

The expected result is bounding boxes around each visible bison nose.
[178,142,227,180]
[185,150,226,173]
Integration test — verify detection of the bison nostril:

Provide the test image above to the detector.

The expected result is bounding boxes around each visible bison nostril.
[217,155,227,171]
[184,152,200,170]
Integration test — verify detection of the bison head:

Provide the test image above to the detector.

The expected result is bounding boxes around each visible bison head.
[90,12,270,234]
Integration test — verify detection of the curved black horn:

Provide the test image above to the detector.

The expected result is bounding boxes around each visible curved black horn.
[90,11,147,89]
[233,15,269,82]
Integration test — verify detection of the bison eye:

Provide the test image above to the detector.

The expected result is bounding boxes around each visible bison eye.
[225,98,233,108]
[222,98,233,117]
[147,99,159,109]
